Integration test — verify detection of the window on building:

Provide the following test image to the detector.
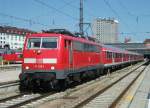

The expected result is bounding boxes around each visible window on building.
[19,36,21,41]
[15,36,18,40]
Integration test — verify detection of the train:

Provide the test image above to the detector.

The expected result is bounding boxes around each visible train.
[3,50,23,63]
[19,29,144,90]
[0,49,23,64]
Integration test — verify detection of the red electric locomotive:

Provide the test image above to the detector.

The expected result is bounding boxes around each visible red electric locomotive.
[19,29,104,90]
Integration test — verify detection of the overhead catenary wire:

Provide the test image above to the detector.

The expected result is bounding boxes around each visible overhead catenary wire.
[33,0,78,21]
[0,12,50,27]
[60,0,94,35]
[103,0,135,33]
[60,0,78,10]
[116,0,140,24]
[117,0,150,24]
[116,0,135,17]
[103,0,119,18]
[120,32,150,35]
[117,0,150,17]
[30,0,78,25]
[60,0,96,18]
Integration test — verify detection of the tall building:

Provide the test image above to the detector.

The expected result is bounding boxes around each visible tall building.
[0,26,35,49]
[92,18,119,43]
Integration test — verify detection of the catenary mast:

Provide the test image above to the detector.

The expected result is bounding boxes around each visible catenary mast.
[79,0,84,36]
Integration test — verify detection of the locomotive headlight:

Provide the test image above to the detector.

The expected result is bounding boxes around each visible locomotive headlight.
[25,66,29,70]
[51,66,55,70]
[37,50,41,54]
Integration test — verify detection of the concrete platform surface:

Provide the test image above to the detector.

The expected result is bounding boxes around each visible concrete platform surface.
[0,68,21,83]
[129,64,150,108]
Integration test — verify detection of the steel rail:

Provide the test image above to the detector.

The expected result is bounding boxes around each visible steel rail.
[73,62,148,108]
[0,91,55,108]
[0,80,19,89]
[0,93,26,103]
[109,62,149,108]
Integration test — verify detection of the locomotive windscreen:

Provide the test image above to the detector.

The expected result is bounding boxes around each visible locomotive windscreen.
[27,37,58,49]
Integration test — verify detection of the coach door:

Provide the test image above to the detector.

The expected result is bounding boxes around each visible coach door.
[112,52,115,64]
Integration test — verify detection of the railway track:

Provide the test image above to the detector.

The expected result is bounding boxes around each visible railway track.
[19,61,148,108]
[0,80,19,94]
[77,63,148,108]
[0,80,20,102]
[0,80,55,108]
[0,92,56,108]
[0,80,19,87]
[0,62,147,108]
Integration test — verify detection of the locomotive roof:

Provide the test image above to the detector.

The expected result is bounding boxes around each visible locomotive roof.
[27,31,102,46]
[42,29,76,37]
[42,29,101,43]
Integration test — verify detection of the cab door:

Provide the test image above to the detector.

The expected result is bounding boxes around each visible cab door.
[65,40,73,69]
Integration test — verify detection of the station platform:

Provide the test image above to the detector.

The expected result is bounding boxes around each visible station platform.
[0,65,21,83]
[128,64,150,108]
[117,64,150,108]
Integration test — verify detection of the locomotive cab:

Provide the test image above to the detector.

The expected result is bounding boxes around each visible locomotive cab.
[23,36,58,70]
[19,34,63,90]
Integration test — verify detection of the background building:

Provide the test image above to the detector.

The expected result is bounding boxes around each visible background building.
[106,39,150,59]
[92,18,119,43]
[0,26,35,49]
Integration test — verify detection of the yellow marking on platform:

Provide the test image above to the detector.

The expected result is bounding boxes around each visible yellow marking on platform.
[126,95,133,101]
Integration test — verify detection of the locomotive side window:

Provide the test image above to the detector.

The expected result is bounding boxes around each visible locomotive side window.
[73,41,84,51]
[73,41,100,52]
[42,38,57,48]
[27,38,41,49]
[27,37,57,49]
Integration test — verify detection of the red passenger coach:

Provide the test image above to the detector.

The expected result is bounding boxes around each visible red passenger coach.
[101,45,144,69]
[19,29,104,90]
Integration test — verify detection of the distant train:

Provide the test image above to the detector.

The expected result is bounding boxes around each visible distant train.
[19,29,144,90]
[3,50,23,63]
